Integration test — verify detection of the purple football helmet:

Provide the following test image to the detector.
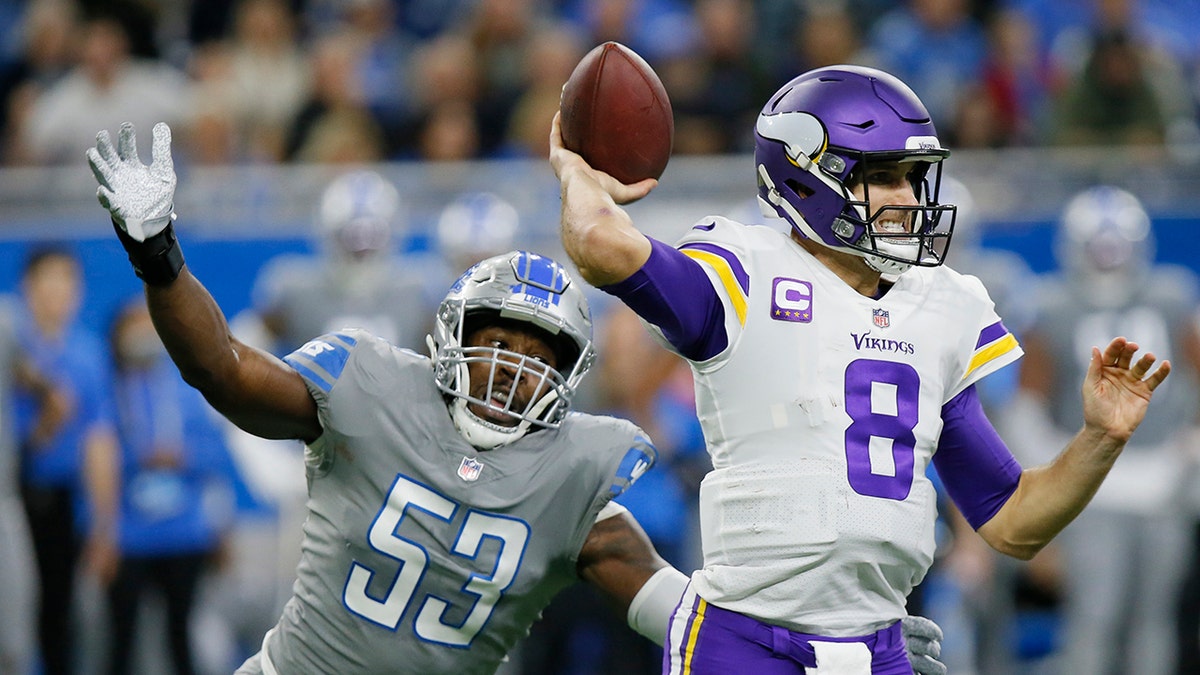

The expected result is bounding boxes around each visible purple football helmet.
[755,65,956,275]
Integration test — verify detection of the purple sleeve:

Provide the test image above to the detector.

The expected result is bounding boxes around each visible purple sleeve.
[599,237,728,361]
[932,385,1023,530]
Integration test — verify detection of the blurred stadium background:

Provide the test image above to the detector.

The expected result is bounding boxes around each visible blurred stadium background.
[4,149,1200,333]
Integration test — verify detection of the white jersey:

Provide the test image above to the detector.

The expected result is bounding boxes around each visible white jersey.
[665,217,1021,634]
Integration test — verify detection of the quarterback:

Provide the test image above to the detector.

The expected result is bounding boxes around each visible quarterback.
[551,64,1171,673]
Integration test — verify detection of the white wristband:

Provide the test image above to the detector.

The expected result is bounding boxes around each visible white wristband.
[627,566,689,646]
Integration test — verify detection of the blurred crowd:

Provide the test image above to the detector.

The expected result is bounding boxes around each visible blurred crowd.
[1,0,1199,167]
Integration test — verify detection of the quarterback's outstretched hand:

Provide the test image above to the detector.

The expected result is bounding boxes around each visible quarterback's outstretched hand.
[902,615,946,675]
[1082,337,1171,442]
[87,122,176,242]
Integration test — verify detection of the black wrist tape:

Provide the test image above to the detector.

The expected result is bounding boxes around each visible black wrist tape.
[113,219,185,286]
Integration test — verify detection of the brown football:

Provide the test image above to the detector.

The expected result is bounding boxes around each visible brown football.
[560,41,673,184]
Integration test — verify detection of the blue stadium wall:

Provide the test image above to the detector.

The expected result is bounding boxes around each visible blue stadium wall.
[1,215,1197,340]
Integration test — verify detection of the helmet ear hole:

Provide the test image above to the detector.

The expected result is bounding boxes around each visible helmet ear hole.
[550,332,581,373]
[785,179,814,199]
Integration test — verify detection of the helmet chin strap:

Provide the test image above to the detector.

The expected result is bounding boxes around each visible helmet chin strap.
[450,398,530,450]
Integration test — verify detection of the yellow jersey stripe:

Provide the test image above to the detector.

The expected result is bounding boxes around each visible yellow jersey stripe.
[682,597,708,674]
[963,333,1020,379]
[681,249,748,325]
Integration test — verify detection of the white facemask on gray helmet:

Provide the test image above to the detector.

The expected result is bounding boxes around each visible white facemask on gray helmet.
[429,250,595,449]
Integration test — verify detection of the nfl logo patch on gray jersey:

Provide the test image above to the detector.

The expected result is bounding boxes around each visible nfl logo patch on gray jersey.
[457,456,483,481]
[872,308,890,328]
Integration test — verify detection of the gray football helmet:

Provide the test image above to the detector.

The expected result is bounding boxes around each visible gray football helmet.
[318,170,402,265]
[436,191,520,272]
[431,250,595,449]
[1055,185,1154,308]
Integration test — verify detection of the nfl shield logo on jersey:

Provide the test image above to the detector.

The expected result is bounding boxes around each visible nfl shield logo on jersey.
[457,456,483,482]
[872,308,890,328]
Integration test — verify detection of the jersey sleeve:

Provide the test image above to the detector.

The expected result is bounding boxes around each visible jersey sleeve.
[603,427,658,502]
[602,217,752,364]
[281,328,372,471]
[933,386,1022,529]
[947,273,1024,401]
[558,415,659,563]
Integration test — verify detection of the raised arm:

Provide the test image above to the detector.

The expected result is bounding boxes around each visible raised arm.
[87,122,320,442]
[549,111,655,286]
[977,337,1171,559]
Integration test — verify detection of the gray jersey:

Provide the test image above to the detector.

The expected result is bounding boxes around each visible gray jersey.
[1033,265,1200,448]
[0,296,19,493]
[238,328,655,674]
[252,255,434,354]
[0,296,37,673]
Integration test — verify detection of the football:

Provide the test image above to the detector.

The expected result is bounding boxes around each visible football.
[560,41,673,185]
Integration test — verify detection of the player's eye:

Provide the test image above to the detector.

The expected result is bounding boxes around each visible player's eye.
[867,170,894,185]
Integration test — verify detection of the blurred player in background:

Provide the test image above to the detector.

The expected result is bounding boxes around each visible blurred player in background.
[88,122,945,675]
[0,293,39,675]
[1011,186,1200,675]
[426,190,522,340]
[436,190,521,278]
[551,64,1171,673]
[250,169,431,355]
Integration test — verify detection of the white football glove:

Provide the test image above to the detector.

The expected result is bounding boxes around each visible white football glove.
[902,615,947,675]
[86,121,176,242]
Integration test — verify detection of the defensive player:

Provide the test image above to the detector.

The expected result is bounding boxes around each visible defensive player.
[250,169,432,354]
[1014,186,1200,675]
[86,121,946,675]
[551,64,1172,673]
[0,297,37,675]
